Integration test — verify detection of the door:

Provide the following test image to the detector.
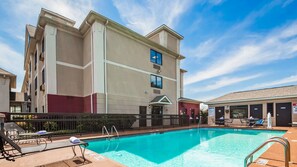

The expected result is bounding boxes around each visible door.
[152,106,163,126]
[215,107,224,124]
[276,103,292,126]
[250,104,263,119]
[139,106,147,127]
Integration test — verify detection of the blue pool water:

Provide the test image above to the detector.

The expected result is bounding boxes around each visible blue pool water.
[86,128,285,167]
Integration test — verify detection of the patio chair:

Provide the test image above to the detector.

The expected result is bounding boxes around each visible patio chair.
[240,118,248,126]
[252,119,265,127]
[0,131,88,162]
[224,119,234,126]
[4,122,53,143]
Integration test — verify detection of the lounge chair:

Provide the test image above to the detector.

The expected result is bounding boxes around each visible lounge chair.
[252,119,265,127]
[0,131,88,161]
[240,118,248,126]
[289,122,297,127]
[224,119,234,126]
[4,122,53,143]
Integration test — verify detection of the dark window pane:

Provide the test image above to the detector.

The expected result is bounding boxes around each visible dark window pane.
[150,49,162,65]
[230,105,248,118]
[156,53,162,65]
[150,49,156,63]
[156,76,162,88]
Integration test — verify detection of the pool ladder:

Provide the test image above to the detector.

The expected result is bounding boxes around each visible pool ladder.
[244,136,291,167]
[102,125,119,140]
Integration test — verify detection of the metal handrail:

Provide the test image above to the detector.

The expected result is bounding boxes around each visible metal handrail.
[270,136,290,162]
[102,126,110,138]
[244,137,290,167]
[111,125,119,138]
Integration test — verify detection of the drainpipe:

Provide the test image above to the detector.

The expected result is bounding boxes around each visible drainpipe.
[86,21,93,113]
[104,20,109,114]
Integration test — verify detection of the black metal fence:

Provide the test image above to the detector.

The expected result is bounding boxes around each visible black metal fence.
[2,113,190,135]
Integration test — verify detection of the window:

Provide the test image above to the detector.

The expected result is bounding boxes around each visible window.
[35,108,37,113]
[230,105,248,118]
[267,103,274,117]
[42,69,45,84]
[150,75,162,89]
[41,38,45,53]
[150,49,162,65]
[34,77,37,93]
[29,84,31,95]
[34,51,37,70]
[42,106,45,113]
[10,106,22,113]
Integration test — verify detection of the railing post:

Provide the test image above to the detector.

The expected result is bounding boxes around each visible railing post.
[0,113,5,133]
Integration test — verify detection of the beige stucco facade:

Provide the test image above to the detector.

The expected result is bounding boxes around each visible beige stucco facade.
[0,77,10,113]
[22,9,185,115]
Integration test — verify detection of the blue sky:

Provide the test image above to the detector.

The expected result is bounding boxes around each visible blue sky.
[0,0,296,102]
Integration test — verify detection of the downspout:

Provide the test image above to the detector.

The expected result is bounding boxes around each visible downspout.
[86,21,93,113]
[104,20,109,114]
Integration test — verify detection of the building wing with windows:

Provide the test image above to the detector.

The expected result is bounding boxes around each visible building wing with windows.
[21,8,196,117]
[207,85,297,127]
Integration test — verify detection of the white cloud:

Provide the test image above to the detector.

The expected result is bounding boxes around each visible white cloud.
[0,0,94,91]
[192,74,262,92]
[184,21,297,85]
[248,75,297,90]
[7,0,94,28]
[112,0,193,35]
[0,42,24,91]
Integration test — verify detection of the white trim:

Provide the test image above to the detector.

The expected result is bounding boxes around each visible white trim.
[106,60,176,82]
[56,61,91,70]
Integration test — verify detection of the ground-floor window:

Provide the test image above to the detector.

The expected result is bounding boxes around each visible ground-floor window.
[10,105,21,113]
[230,105,248,118]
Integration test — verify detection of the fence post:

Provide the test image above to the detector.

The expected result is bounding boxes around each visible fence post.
[0,113,5,133]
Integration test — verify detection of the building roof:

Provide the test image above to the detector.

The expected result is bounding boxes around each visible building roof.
[26,25,36,37]
[180,69,187,73]
[0,68,16,88]
[150,95,172,105]
[179,97,202,104]
[145,24,184,40]
[207,85,297,105]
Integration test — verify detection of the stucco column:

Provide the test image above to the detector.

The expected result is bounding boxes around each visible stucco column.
[45,25,57,95]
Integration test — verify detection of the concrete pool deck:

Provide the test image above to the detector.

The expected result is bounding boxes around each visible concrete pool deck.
[0,125,296,167]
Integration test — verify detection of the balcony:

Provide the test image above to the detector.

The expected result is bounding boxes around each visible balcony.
[40,84,45,91]
[39,52,44,61]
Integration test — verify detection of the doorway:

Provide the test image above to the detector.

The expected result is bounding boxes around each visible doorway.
[250,104,263,119]
[215,106,225,125]
[276,102,292,126]
[152,106,163,126]
[139,106,147,127]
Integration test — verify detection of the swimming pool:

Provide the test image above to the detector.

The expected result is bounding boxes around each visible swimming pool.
[86,128,285,167]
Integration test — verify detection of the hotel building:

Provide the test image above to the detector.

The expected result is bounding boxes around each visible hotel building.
[21,9,200,118]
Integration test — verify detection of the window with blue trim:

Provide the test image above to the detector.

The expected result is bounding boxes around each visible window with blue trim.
[150,75,162,89]
[150,49,162,65]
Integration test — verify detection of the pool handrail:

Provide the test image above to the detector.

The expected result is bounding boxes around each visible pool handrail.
[102,126,110,138]
[244,137,290,167]
[111,125,119,139]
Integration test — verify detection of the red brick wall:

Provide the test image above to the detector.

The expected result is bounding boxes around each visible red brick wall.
[47,94,97,113]
[178,102,200,118]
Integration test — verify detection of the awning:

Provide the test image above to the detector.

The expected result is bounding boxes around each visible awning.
[150,95,172,105]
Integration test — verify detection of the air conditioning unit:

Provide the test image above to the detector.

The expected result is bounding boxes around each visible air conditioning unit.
[39,52,44,61]
[40,84,45,91]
